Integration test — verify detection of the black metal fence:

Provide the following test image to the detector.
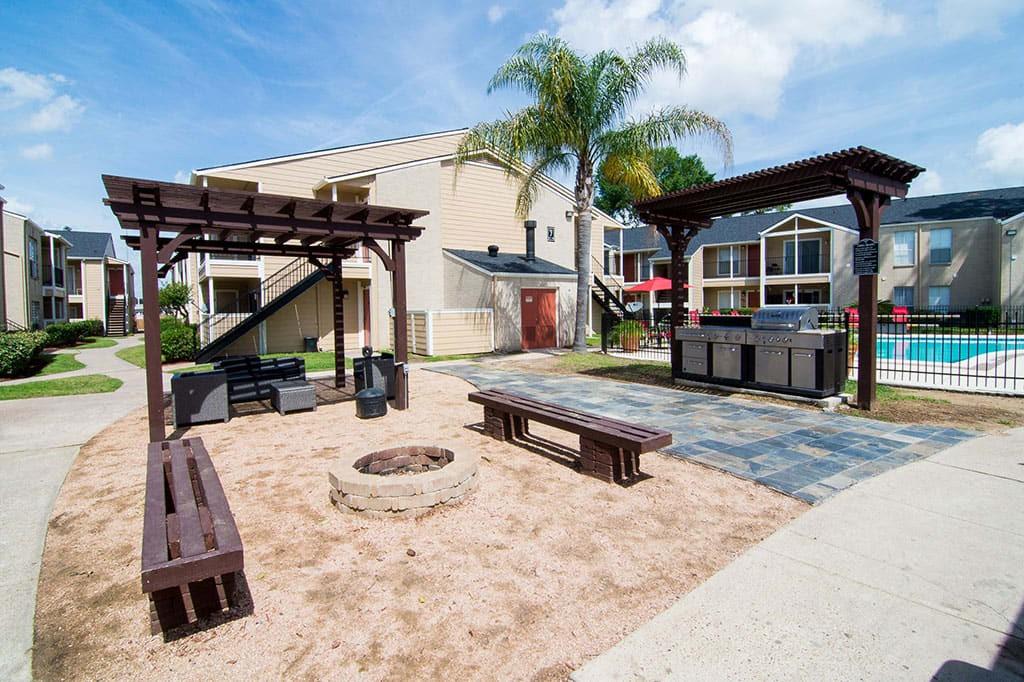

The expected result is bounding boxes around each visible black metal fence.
[601,306,1024,393]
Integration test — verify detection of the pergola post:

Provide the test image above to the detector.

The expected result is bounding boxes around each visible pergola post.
[392,240,409,410]
[332,257,346,389]
[848,189,888,411]
[139,224,166,443]
[668,225,685,378]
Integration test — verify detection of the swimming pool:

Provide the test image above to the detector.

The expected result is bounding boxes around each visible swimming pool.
[877,336,1024,363]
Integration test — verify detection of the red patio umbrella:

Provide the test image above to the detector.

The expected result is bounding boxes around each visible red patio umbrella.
[624,276,689,293]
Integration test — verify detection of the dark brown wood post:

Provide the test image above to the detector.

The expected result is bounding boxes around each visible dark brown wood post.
[392,239,409,409]
[668,225,685,378]
[847,189,887,411]
[139,223,166,442]
[332,257,345,388]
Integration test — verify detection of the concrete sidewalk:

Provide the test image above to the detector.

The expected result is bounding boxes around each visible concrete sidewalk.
[0,335,149,681]
[573,429,1024,681]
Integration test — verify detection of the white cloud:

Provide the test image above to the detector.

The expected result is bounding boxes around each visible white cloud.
[3,196,35,215]
[26,94,84,132]
[934,0,1023,39]
[552,0,904,119]
[20,143,54,160]
[976,121,1024,179]
[487,4,508,23]
[0,67,60,108]
[908,170,943,197]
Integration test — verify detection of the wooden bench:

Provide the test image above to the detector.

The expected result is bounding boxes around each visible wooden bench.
[142,437,244,635]
[468,389,672,484]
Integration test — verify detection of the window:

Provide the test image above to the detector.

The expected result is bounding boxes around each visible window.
[717,246,741,276]
[893,286,915,308]
[69,302,84,319]
[784,239,822,274]
[30,301,41,327]
[716,290,734,310]
[930,228,952,264]
[797,289,822,304]
[547,226,555,242]
[928,286,950,309]
[893,231,916,267]
[28,238,39,278]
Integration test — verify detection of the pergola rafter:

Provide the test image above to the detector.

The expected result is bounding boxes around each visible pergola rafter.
[102,175,428,442]
[634,147,924,410]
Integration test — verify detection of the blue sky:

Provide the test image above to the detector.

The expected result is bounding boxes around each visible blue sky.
[2,0,1024,268]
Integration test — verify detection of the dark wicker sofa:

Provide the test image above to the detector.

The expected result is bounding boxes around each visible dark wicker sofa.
[212,355,306,404]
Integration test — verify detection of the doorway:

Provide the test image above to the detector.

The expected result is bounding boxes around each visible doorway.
[521,288,557,349]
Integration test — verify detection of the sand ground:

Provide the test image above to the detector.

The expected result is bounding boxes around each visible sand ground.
[33,369,803,681]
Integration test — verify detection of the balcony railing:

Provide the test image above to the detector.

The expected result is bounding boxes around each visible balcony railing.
[764,252,830,276]
[705,261,756,278]
[43,266,65,288]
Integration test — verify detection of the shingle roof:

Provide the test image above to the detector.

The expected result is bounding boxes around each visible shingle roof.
[618,185,1024,258]
[61,228,116,259]
[445,249,576,276]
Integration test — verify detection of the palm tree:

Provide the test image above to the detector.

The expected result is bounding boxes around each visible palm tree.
[456,34,732,351]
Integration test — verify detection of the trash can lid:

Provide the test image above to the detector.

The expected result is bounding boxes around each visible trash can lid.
[355,386,386,399]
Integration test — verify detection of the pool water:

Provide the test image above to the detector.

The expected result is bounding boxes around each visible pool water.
[877,336,1024,363]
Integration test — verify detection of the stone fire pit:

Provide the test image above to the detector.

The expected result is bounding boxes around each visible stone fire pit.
[329,445,479,516]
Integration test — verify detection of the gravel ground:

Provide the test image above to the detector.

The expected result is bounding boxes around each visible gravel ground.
[34,369,803,681]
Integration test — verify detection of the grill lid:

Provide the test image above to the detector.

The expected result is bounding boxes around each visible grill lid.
[751,306,819,331]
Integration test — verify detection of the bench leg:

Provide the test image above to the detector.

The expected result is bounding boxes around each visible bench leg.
[483,406,513,441]
[512,415,529,439]
[579,437,641,484]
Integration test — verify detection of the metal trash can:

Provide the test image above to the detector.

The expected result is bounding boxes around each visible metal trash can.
[303,336,318,353]
[355,386,387,419]
[353,346,396,398]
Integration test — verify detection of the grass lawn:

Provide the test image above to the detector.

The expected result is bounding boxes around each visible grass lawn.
[36,353,86,376]
[0,374,123,401]
[75,337,117,349]
[115,344,146,368]
[843,380,950,405]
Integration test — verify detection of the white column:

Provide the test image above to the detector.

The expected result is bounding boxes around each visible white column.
[759,237,767,306]
[794,217,800,276]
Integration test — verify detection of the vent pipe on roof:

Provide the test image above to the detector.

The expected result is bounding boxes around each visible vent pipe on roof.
[487,244,499,257]
[524,220,537,262]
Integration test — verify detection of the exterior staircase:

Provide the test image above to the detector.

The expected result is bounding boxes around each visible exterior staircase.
[591,274,629,319]
[194,257,330,363]
[106,298,127,336]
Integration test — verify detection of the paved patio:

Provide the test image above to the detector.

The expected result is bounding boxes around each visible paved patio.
[431,363,976,504]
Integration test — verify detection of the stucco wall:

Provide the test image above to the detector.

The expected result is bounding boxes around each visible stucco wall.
[492,277,576,351]
[999,215,1024,307]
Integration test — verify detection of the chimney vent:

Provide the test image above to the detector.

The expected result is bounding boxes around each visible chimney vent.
[487,244,499,257]
[524,220,537,262]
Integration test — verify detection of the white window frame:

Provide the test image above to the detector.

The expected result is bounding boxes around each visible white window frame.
[892,286,915,308]
[929,228,952,265]
[928,285,950,309]
[893,230,916,267]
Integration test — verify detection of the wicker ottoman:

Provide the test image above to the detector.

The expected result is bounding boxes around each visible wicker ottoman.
[270,380,316,415]
[171,370,229,428]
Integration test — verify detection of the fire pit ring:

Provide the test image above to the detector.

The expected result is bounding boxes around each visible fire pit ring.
[329,445,479,517]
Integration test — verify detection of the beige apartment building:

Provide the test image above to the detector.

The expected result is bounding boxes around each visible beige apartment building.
[2,207,72,330]
[60,228,136,335]
[170,129,626,360]
[607,186,1024,314]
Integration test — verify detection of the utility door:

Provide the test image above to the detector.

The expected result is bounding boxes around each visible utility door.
[521,288,557,349]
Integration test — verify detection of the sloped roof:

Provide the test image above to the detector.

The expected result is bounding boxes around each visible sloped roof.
[619,185,1024,258]
[445,249,576,276]
[61,228,116,259]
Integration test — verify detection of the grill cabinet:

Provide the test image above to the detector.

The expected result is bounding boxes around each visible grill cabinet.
[675,306,846,398]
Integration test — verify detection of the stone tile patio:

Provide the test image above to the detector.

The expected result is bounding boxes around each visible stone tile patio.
[430,364,976,504]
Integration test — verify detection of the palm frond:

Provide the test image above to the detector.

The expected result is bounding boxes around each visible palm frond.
[599,106,734,167]
[601,151,661,199]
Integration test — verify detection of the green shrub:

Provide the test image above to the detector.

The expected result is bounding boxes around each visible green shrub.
[738,307,754,315]
[45,322,88,347]
[83,319,105,337]
[955,306,1002,328]
[160,324,197,362]
[877,300,894,316]
[610,319,645,346]
[160,316,185,332]
[0,331,48,376]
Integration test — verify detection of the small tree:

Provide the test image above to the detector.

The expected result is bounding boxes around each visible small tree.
[158,282,192,321]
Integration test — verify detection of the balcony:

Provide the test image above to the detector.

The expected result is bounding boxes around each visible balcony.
[43,266,65,289]
[764,252,830,276]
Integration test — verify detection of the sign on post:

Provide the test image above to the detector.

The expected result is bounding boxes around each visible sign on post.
[853,238,879,276]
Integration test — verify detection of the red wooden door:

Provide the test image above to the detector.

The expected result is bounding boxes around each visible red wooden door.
[108,266,125,296]
[747,244,760,277]
[521,289,556,349]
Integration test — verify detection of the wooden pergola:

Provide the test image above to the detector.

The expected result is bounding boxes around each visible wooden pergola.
[634,147,924,410]
[101,175,428,442]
